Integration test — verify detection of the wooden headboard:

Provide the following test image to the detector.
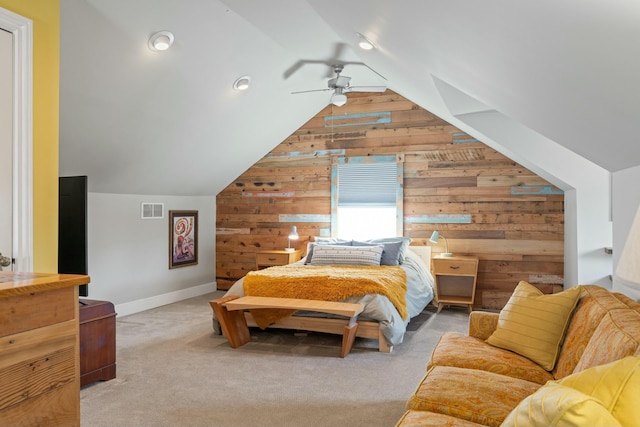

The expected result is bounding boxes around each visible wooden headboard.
[408,245,431,265]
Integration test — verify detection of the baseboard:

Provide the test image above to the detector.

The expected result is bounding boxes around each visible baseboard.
[114,282,217,318]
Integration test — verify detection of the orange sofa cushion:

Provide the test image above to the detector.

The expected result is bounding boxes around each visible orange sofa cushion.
[406,366,540,427]
[396,410,485,427]
[573,309,640,373]
[553,285,630,378]
[428,332,553,385]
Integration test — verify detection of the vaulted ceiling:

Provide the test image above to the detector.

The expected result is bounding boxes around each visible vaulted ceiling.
[59,0,640,196]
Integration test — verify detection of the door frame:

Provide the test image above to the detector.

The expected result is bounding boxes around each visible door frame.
[0,7,33,272]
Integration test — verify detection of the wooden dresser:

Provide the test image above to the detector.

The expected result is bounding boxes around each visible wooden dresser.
[0,272,90,427]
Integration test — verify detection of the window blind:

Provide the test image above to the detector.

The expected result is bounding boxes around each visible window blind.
[338,162,397,206]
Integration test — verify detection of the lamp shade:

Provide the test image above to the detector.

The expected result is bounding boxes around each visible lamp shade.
[331,93,347,107]
[288,226,299,240]
[428,230,452,257]
[285,226,299,252]
[616,205,640,290]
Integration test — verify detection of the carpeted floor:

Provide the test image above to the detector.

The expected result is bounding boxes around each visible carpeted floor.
[80,291,470,427]
[404,307,435,332]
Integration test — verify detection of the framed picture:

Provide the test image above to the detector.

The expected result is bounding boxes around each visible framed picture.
[169,210,198,269]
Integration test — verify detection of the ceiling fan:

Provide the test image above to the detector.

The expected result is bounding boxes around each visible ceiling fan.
[291,64,387,106]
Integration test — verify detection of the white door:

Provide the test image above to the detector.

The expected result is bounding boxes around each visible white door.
[0,28,12,271]
[0,7,33,273]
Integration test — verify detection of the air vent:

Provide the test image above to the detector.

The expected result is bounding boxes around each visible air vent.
[141,203,164,219]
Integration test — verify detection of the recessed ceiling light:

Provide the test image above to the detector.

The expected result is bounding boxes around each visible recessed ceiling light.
[356,33,375,50]
[148,31,174,51]
[233,76,251,91]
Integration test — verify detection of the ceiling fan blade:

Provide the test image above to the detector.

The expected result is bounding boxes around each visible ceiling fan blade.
[283,61,305,79]
[291,88,332,95]
[338,62,387,80]
[346,85,387,93]
[283,59,335,79]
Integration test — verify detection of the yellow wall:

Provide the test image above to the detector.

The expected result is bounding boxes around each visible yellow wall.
[0,0,59,272]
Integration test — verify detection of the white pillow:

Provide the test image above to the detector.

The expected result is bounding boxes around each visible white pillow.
[304,239,352,264]
[309,244,384,266]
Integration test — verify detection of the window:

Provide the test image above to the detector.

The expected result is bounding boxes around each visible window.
[331,155,403,239]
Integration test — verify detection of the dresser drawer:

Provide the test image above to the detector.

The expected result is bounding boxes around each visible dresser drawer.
[0,287,76,337]
[432,258,478,275]
[0,319,77,413]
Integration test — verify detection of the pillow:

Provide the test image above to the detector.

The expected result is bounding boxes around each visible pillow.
[486,281,581,371]
[559,356,640,427]
[314,237,351,244]
[304,239,351,264]
[502,356,640,427]
[352,240,404,266]
[362,237,412,264]
[501,382,621,427]
[309,244,384,266]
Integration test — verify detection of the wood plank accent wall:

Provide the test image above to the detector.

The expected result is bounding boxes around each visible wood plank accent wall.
[216,90,564,309]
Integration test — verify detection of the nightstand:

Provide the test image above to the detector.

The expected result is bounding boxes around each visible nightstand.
[432,256,479,313]
[255,250,302,270]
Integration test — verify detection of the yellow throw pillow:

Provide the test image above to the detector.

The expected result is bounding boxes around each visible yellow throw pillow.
[501,382,621,427]
[560,356,640,427]
[487,281,581,371]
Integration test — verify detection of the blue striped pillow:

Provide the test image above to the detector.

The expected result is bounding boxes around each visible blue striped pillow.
[309,245,384,266]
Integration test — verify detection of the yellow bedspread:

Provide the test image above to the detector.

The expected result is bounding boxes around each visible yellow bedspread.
[243,265,408,329]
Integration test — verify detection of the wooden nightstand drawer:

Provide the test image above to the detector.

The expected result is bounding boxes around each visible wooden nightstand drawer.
[256,252,290,266]
[255,250,302,269]
[432,258,478,275]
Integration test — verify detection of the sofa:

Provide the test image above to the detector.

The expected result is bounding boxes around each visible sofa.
[396,282,640,427]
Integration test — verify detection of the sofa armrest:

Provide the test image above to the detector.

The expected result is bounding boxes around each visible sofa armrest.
[468,311,500,340]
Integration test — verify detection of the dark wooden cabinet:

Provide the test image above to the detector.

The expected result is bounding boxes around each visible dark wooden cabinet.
[79,299,116,387]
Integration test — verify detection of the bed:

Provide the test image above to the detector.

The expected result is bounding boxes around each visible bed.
[211,239,434,353]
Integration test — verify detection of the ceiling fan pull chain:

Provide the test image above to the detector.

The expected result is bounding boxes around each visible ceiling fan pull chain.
[331,104,335,143]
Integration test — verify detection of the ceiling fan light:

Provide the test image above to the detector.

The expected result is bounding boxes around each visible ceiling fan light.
[331,93,347,107]
[356,33,375,50]
[148,31,174,51]
[233,76,251,91]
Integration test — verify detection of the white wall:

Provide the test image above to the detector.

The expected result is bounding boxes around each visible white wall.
[86,192,216,316]
[612,165,640,301]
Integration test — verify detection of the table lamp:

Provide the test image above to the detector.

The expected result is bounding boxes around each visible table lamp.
[285,226,299,252]
[429,230,453,257]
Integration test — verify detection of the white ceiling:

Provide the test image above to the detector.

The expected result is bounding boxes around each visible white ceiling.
[59,0,640,196]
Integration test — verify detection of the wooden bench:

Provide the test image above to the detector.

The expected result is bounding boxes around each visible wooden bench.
[210,295,365,357]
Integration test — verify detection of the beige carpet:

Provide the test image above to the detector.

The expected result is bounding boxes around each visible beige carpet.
[80,291,470,427]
